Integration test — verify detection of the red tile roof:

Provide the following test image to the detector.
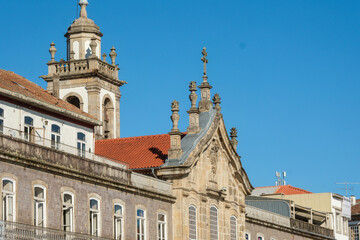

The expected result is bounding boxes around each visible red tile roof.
[95,134,171,169]
[275,185,312,195]
[0,69,97,121]
[352,203,360,215]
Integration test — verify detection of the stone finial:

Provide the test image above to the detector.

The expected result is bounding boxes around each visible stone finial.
[230,127,238,151]
[189,81,198,110]
[212,93,221,112]
[102,53,107,62]
[198,47,212,112]
[187,81,200,134]
[109,46,117,66]
[168,100,183,159]
[170,100,180,132]
[69,50,75,60]
[90,38,97,58]
[79,0,89,18]
[49,42,57,62]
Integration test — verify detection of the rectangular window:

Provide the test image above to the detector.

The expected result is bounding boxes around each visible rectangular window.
[34,186,45,227]
[2,179,15,222]
[336,213,342,233]
[114,204,123,240]
[62,193,74,232]
[137,209,146,240]
[90,199,99,236]
[0,119,3,133]
[77,132,86,157]
[343,217,348,235]
[158,213,166,240]
[51,124,61,150]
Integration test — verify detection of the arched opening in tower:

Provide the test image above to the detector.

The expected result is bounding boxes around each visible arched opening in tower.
[66,96,81,109]
[103,98,114,139]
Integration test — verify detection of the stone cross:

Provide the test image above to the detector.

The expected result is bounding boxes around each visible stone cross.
[201,47,208,76]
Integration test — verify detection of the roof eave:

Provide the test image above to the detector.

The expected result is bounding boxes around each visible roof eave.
[0,87,102,126]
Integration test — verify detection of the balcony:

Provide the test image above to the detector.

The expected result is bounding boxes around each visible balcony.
[0,125,128,169]
[0,220,111,240]
[290,218,334,238]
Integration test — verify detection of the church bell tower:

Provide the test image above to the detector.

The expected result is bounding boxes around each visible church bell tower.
[41,0,125,139]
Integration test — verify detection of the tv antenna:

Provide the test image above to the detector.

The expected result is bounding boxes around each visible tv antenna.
[336,182,360,197]
[275,171,287,186]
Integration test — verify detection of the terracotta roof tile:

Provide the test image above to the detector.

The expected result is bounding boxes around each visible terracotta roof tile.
[275,185,312,195]
[352,203,360,215]
[95,134,172,169]
[0,69,97,122]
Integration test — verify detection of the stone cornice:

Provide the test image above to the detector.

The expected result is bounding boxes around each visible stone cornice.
[246,216,335,240]
[0,135,175,203]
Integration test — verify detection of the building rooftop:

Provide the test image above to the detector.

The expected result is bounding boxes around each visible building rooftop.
[252,185,312,196]
[95,133,174,169]
[0,69,100,125]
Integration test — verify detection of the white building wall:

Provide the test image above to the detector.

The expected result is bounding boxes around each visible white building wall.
[0,100,94,154]
[331,195,349,240]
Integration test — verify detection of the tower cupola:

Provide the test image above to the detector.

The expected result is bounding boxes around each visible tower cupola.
[65,0,103,60]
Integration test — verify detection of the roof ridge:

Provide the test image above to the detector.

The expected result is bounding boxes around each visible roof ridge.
[96,133,170,143]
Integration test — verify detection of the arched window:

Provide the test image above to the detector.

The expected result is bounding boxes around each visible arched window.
[51,124,61,149]
[24,116,34,142]
[90,198,100,236]
[257,233,264,240]
[114,204,123,240]
[0,108,4,133]
[136,208,146,240]
[62,192,74,231]
[189,205,197,240]
[245,232,251,240]
[2,178,15,221]
[34,186,46,227]
[210,206,218,240]
[158,213,166,240]
[77,132,86,157]
[230,216,237,240]
[66,96,80,109]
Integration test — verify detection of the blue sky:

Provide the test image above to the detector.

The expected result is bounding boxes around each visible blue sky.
[1,0,359,197]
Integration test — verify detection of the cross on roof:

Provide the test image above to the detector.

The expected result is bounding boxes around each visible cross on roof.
[201,47,208,76]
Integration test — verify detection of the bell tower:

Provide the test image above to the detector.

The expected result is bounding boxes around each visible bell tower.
[41,0,125,139]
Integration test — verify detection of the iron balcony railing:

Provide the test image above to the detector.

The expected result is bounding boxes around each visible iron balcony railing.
[0,220,111,240]
[0,125,128,168]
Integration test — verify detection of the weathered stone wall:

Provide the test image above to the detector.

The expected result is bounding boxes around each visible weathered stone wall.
[0,134,174,239]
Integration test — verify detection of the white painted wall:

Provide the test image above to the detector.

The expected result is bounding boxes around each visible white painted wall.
[331,194,349,240]
[0,100,94,155]
[60,87,88,112]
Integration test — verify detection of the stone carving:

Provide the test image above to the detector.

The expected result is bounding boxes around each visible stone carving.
[187,82,200,134]
[198,47,213,112]
[109,46,117,66]
[189,81,198,110]
[170,100,180,132]
[230,127,238,151]
[201,47,208,76]
[90,38,97,58]
[79,0,88,18]
[209,139,220,175]
[102,53,107,62]
[49,42,57,62]
[212,93,221,112]
[168,100,182,159]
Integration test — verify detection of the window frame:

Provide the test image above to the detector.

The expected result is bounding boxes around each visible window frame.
[0,108,4,133]
[2,178,16,222]
[62,191,74,232]
[157,212,167,240]
[136,208,146,240]
[189,205,197,240]
[90,198,100,237]
[230,215,237,240]
[210,205,219,240]
[257,233,265,240]
[51,124,61,150]
[33,185,46,227]
[114,203,124,240]
[24,116,34,142]
[245,232,251,240]
[77,132,86,157]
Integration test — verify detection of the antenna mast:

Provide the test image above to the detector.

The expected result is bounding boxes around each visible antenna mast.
[275,171,287,186]
[336,182,360,197]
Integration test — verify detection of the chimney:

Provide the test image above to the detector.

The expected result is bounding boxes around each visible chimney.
[168,100,182,159]
[351,195,356,205]
[187,81,200,134]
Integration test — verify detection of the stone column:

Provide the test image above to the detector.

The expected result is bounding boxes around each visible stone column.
[115,92,121,138]
[87,84,102,139]
[168,100,182,160]
[187,81,200,134]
